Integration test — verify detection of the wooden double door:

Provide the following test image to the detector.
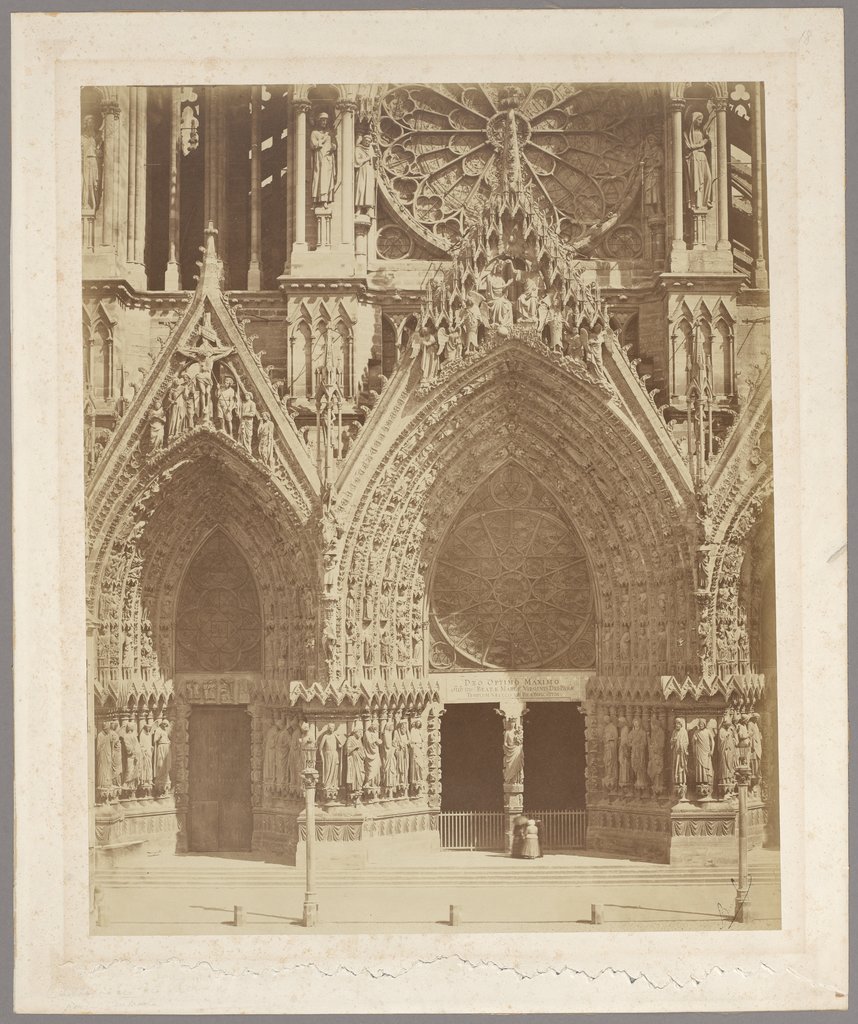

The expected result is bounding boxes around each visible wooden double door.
[188,706,252,852]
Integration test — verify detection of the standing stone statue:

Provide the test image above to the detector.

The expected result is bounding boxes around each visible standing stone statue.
[502,716,524,786]
[216,376,237,437]
[647,717,665,796]
[461,289,486,354]
[138,715,154,797]
[81,114,103,213]
[344,721,365,796]
[393,717,410,793]
[380,716,397,796]
[411,325,443,383]
[689,718,716,799]
[717,709,738,798]
[670,718,689,801]
[408,719,426,790]
[152,716,171,795]
[120,717,141,796]
[257,412,274,468]
[629,717,649,794]
[684,110,713,210]
[95,720,114,803]
[748,712,763,790]
[617,716,632,790]
[354,132,376,215]
[642,133,663,213]
[310,111,337,205]
[601,716,619,791]
[362,721,382,793]
[240,392,258,453]
[109,719,123,796]
[317,723,341,800]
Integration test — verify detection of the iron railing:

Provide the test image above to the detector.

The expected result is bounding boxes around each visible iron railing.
[439,810,587,851]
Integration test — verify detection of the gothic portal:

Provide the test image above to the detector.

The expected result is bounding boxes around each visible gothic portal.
[85,81,775,869]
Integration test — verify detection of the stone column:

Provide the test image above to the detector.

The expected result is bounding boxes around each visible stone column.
[165,86,181,290]
[715,96,730,251]
[751,83,769,289]
[337,100,356,250]
[670,97,686,254]
[172,702,190,852]
[99,98,121,251]
[290,100,310,259]
[125,88,138,266]
[247,85,262,290]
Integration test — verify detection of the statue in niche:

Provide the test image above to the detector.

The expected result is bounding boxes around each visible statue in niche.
[287,721,305,796]
[647,717,665,796]
[95,720,115,803]
[642,133,663,214]
[617,717,632,790]
[310,111,337,206]
[239,391,258,453]
[381,717,397,796]
[393,717,409,792]
[275,715,290,795]
[216,375,237,438]
[684,110,713,211]
[343,721,365,796]
[138,715,154,797]
[444,326,463,363]
[629,717,649,793]
[362,721,382,793]
[147,409,166,450]
[689,718,716,799]
[546,293,565,354]
[601,715,619,790]
[461,289,486,355]
[411,324,443,383]
[408,718,426,790]
[716,709,738,798]
[354,132,376,215]
[120,716,140,796]
[517,277,541,324]
[317,723,342,800]
[502,716,524,785]
[486,273,514,330]
[735,713,752,770]
[670,718,689,801]
[152,716,171,795]
[263,716,280,794]
[257,412,274,468]
[81,114,103,213]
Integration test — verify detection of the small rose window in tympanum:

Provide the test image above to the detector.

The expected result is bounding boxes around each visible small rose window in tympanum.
[429,464,595,671]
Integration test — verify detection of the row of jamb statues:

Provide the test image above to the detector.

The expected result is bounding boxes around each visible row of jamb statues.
[95,713,172,804]
[600,707,764,803]
[262,714,428,805]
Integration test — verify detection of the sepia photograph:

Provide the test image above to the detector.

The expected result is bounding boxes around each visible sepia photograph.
[11,8,846,1015]
[83,78,779,934]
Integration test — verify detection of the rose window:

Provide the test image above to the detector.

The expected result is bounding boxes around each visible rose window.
[376,83,648,253]
[429,465,595,671]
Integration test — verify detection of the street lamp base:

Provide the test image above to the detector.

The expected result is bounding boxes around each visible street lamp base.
[734,893,752,924]
[303,900,319,928]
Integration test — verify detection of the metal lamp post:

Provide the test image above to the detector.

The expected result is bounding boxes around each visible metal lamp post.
[734,747,752,924]
[301,735,320,928]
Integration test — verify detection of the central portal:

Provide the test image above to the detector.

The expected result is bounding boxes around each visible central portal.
[187,706,252,852]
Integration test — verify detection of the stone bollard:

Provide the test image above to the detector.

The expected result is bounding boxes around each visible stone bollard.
[234,905,246,927]
[449,904,461,926]
[93,886,108,927]
[591,903,604,925]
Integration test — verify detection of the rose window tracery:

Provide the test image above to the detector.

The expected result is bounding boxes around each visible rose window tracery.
[175,530,262,673]
[429,464,595,671]
[376,83,648,253]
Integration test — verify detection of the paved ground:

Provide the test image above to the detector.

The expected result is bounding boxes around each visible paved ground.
[92,849,781,934]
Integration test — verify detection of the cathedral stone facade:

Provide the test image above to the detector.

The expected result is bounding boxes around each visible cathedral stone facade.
[85,83,775,869]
